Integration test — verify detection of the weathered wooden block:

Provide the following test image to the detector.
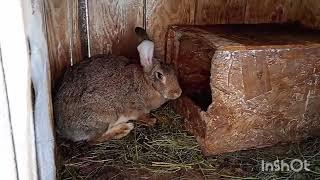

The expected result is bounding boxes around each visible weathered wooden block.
[166,24,320,155]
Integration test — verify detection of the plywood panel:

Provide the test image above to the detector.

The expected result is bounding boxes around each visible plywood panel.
[88,0,144,58]
[245,0,301,23]
[300,0,320,29]
[0,0,38,178]
[146,0,196,59]
[0,48,18,180]
[195,0,247,24]
[44,0,83,82]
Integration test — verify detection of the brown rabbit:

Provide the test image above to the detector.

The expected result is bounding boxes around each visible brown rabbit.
[54,27,182,144]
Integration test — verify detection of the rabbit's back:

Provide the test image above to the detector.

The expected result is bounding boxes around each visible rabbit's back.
[56,55,134,105]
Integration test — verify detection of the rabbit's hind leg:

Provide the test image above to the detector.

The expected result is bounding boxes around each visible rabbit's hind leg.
[89,122,134,144]
[113,122,134,139]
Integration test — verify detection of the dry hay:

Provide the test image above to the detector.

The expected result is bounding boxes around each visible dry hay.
[57,103,320,180]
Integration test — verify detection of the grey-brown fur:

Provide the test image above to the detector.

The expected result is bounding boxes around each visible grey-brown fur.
[54,27,181,143]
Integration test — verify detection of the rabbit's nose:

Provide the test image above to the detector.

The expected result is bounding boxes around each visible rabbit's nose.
[170,89,182,98]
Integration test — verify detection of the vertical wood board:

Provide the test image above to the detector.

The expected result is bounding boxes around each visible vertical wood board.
[29,0,56,179]
[300,0,320,29]
[0,47,18,180]
[0,0,38,179]
[245,0,302,23]
[146,0,196,59]
[44,0,82,82]
[88,0,144,58]
[195,0,247,24]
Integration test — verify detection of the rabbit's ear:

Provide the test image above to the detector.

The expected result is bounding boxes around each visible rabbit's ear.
[135,27,149,43]
[137,40,154,72]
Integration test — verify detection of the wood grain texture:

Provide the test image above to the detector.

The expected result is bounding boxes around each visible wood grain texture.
[195,0,247,24]
[245,0,301,23]
[285,0,303,23]
[44,0,82,83]
[300,0,320,29]
[42,0,308,83]
[88,0,144,58]
[146,0,196,59]
[69,0,83,65]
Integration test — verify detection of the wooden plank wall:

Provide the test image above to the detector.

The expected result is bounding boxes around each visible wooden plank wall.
[146,0,196,58]
[44,0,319,83]
[44,0,83,83]
[195,0,247,24]
[244,0,301,24]
[88,0,144,58]
[299,0,320,29]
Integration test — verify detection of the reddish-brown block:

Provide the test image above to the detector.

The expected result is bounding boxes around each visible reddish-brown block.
[166,24,320,155]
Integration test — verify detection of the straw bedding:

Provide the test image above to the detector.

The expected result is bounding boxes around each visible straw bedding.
[57,103,320,180]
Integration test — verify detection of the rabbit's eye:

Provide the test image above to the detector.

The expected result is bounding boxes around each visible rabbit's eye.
[156,72,164,80]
